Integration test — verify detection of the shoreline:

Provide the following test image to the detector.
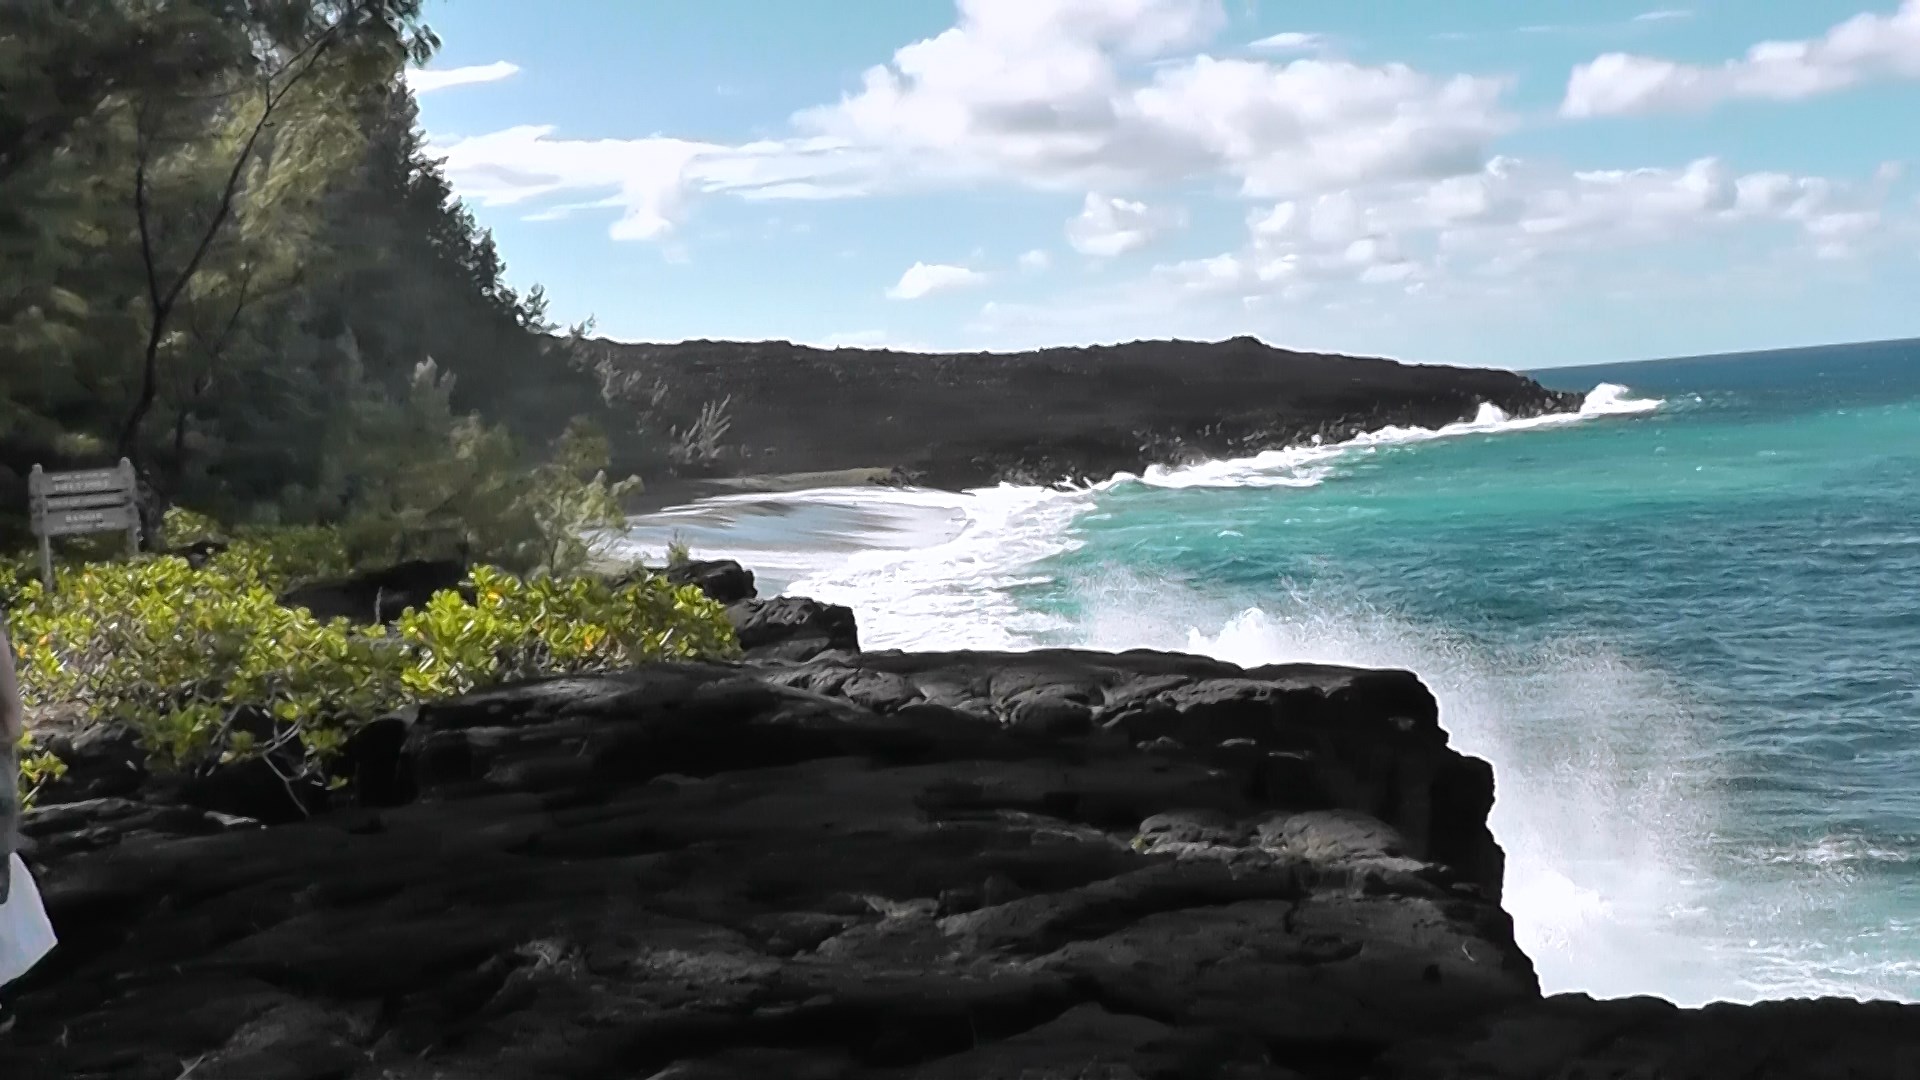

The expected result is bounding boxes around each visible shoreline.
[588,336,1583,492]
[618,466,910,516]
[7,554,1919,1075]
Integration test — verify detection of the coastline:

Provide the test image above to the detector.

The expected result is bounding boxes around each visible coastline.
[587,336,1583,492]
[618,466,911,517]
[4,559,1917,1077]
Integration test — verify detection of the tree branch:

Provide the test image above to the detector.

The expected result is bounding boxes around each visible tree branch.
[117,3,369,463]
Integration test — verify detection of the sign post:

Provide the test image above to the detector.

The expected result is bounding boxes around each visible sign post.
[27,458,141,590]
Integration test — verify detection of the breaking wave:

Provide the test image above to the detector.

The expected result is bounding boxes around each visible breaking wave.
[613,381,1920,1002]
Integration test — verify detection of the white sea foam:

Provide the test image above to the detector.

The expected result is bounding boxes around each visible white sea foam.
[1076,584,1735,1003]
[625,383,1665,652]
[761,384,1667,652]
[1175,600,1919,1005]
[779,483,1091,651]
[1128,383,1661,490]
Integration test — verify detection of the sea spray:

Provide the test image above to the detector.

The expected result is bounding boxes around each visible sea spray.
[1118,584,1729,1002]
[618,370,1920,1003]
[759,385,1751,1000]
[1118,383,1660,491]
[767,384,1665,645]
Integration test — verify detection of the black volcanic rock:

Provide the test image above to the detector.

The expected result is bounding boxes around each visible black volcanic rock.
[3,652,1535,1078]
[1378,994,1920,1078]
[664,558,757,605]
[593,336,1583,487]
[728,594,860,661]
[6,643,1917,1078]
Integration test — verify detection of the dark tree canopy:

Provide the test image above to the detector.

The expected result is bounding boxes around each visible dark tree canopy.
[0,0,613,549]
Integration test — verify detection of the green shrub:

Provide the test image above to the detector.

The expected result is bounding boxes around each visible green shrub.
[152,367,639,582]
[7,548,739,808]
[15,730,69,808]
[325,363,639,577]
[165,507,355,590]
[395,566,738,686]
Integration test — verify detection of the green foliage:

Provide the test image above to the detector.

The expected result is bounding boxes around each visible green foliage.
[10,722,68,812]
[0,0,621,550]
[665,533,694,568]
[396,566,739,689]
[323,361,640,575]
[16,732,68,810]
[6,545,738,804]
[164,506,353,588]
[0,4,694,810]
[0,1,431,462]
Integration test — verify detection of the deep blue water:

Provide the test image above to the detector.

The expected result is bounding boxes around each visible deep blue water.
[624,338,1920,1004]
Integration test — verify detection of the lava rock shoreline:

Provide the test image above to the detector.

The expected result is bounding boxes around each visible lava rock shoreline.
[3,562,1916,1079]
[592,336,1584,489]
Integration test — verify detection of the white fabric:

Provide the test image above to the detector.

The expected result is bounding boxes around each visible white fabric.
[0,853,56,986]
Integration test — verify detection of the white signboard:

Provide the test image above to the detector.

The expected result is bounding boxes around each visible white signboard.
[41,468,127,497]
[27,459,141,588]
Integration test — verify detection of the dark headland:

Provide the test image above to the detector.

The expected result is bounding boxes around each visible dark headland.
[6,560,1917,1078]
[581,336,1583,497]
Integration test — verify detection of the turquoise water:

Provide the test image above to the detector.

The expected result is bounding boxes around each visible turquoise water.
[621,338,1920,1004]
[1027,340,1920,1003]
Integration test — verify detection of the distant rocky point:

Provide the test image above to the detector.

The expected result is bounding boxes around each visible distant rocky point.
[591,335,1582,491]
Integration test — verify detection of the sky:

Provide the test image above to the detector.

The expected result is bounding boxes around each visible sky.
[406,0,1920,369]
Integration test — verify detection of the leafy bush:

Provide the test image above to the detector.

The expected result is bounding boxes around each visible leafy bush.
[395,566,738,687]
[324,361,639,576]
[6,546,738,807]
[164,507,354,589]
[12,730,67,809]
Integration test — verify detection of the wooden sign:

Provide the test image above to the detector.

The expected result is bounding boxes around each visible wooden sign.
[39,504,140,537]
[27,459,141,589]
[39,467,127,497]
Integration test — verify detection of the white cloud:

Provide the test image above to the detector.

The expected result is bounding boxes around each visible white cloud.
[1153,156,1896,304]
[1564,1,1920,116]
[406,61,521,94]
[1249,31,1326,53]
[412,0,1910,322]
[425,0,1515,240]
[886,262,988,299]
[1065,192,1183,256]
[1802,210,1881,258]
[1127,57,1509,197]
[956,152,1912,358]
[426,126,881,239]
[1632,9,1692,22]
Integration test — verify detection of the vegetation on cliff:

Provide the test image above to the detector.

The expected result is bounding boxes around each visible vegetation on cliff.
[0,1,754,811]
[0,0,630,549]
[0,0,1576,817]
[4,516,740,809]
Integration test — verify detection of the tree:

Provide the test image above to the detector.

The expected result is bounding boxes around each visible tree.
[321,359,636,575]
[0,1,236,186]
[0,1,647,558]
[300,88,607,447]
[0,1,441,546]
[113,0,436,471]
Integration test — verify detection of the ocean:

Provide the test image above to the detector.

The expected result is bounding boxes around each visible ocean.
[615,338,1920,1006]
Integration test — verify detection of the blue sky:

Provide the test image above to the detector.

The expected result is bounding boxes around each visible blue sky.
[408,0,1920,369]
